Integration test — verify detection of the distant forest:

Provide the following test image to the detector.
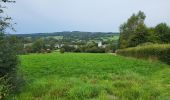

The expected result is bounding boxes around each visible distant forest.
[11,31,119,40]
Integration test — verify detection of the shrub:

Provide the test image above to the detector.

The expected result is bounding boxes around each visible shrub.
[61,45,76,52]
[32,39,46,53]
[73,48,81,52]
[0,76,10,99]
[0,39,25,98]
[116,44,170,64]
[85,47,105,53]
[105,44,117,53]
[137,42,154,47]
[60,48,65,53]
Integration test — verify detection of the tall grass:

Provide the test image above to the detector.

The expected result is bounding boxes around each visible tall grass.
[8,52,170,99]
[117,44,170,64]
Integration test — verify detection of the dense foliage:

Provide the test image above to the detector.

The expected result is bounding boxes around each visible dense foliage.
[0,0,22,99]
[0,35,18,77]
[60,42,116,53]
[15,33,118,54]
[119,11,170,49]
[117,44,170,64]
[118,11,170,64]
[9,32,119,54]
[154,23,170,43]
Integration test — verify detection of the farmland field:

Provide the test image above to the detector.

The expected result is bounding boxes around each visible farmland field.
[10,52,170,100]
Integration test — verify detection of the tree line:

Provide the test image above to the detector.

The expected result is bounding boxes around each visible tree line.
[119,11,170,49]
[60,41,117,53]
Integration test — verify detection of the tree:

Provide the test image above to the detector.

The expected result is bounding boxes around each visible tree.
[32,38,46,53]
[154,23,170,43]
[6,36,25,54]
[128,24,149,47]
[0,0,20,98]
[147,27,158,43]
[61,44,76,52]
[105,43,117,53]
[45,37,56,50]
[60,48,65,53]
[86,41,97,48]
[0,0,17,77]
[119,11,147,48]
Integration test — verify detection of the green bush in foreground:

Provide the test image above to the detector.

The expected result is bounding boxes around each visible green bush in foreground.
[117,44,170,64]
[0,76,11,99]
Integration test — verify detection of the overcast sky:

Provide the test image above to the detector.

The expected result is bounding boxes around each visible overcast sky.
[5,0,170,34]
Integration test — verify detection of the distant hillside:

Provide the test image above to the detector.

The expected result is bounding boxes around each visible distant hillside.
[12,31,119,40]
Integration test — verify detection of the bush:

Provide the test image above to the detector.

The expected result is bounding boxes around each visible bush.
[60,48,65,53]
[32,39,46,53]
[0,42,18,77]
[73,48,81,52]
[60,44,106,53]
[0,76,10,99]
[61,45,76,52]
[85,47,105,53]
[0,36,24,98]
[137,42,154,47]
[105,44,117,53]
[116,44,170,64]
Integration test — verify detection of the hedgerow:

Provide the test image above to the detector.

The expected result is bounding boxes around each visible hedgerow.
[117,44,170,64]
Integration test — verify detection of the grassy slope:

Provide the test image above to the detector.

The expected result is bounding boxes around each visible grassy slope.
[11,52,170,100]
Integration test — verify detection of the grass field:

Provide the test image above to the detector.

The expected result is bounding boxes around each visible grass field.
[10,52,170,100]
[47,36,63,40]
[99,35,119,41]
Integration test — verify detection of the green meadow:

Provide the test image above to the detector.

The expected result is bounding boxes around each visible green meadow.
[11,52,170,100]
